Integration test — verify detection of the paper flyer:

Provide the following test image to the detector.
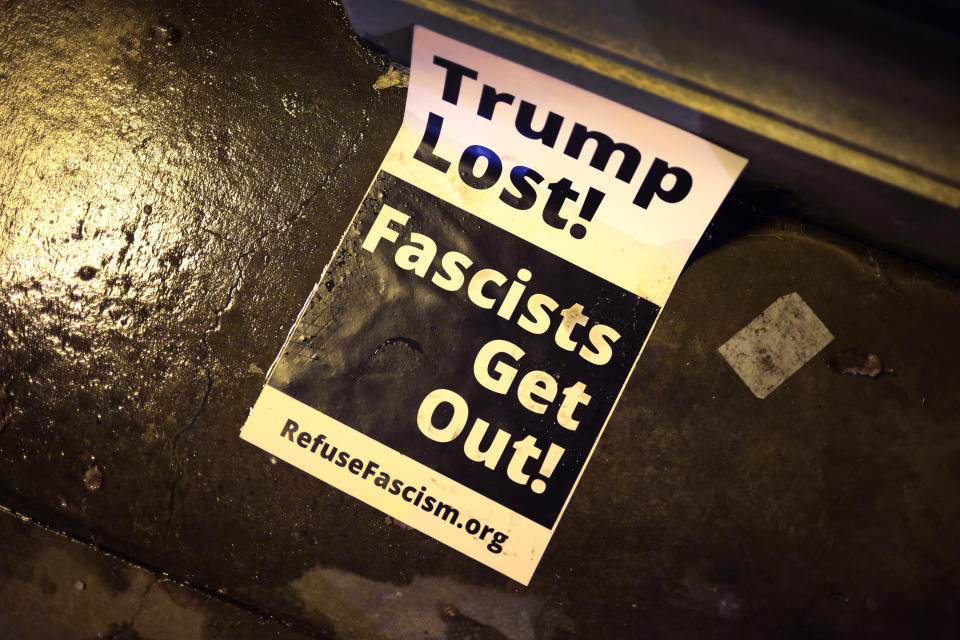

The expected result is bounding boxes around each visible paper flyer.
[241,26,747,585]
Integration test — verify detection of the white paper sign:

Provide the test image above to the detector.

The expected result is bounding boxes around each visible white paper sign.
[241,27,746,584]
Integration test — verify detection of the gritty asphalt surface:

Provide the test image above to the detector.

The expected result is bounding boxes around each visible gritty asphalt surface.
[1,1,959,638]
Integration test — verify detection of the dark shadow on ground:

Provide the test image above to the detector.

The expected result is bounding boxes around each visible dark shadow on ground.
[683,179,791,270]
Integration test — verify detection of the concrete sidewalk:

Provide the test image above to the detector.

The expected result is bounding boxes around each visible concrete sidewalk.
[1,0,958,638]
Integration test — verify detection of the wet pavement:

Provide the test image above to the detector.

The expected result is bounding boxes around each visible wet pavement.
[0,508,317,639]
[1,1,959,638]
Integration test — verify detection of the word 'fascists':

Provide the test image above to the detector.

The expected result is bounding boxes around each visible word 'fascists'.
[363,204,621,365]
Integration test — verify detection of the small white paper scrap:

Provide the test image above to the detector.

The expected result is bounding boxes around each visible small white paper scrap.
[719,292,833,398]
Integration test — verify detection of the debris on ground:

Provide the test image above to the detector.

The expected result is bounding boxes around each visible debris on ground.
[384,516,410,530]
[827,349,893,378]
[152,23,183,47]
[83,466,103,492]
[373,64,409,90]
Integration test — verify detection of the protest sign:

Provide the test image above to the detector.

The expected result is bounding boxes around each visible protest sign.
[242,27,746,584]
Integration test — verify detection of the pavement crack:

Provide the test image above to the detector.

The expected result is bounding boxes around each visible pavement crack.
[91,534,125,589]
[286,113,371,226]
[207,246,252,335]
[199,91,376,344]
[106,577,160,639]
[161,217,256,545]
[199,225,229,242]
[163,369,213,548]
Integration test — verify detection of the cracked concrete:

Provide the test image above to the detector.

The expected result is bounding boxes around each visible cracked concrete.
[163,370,214,551]
[103,578,161,640]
